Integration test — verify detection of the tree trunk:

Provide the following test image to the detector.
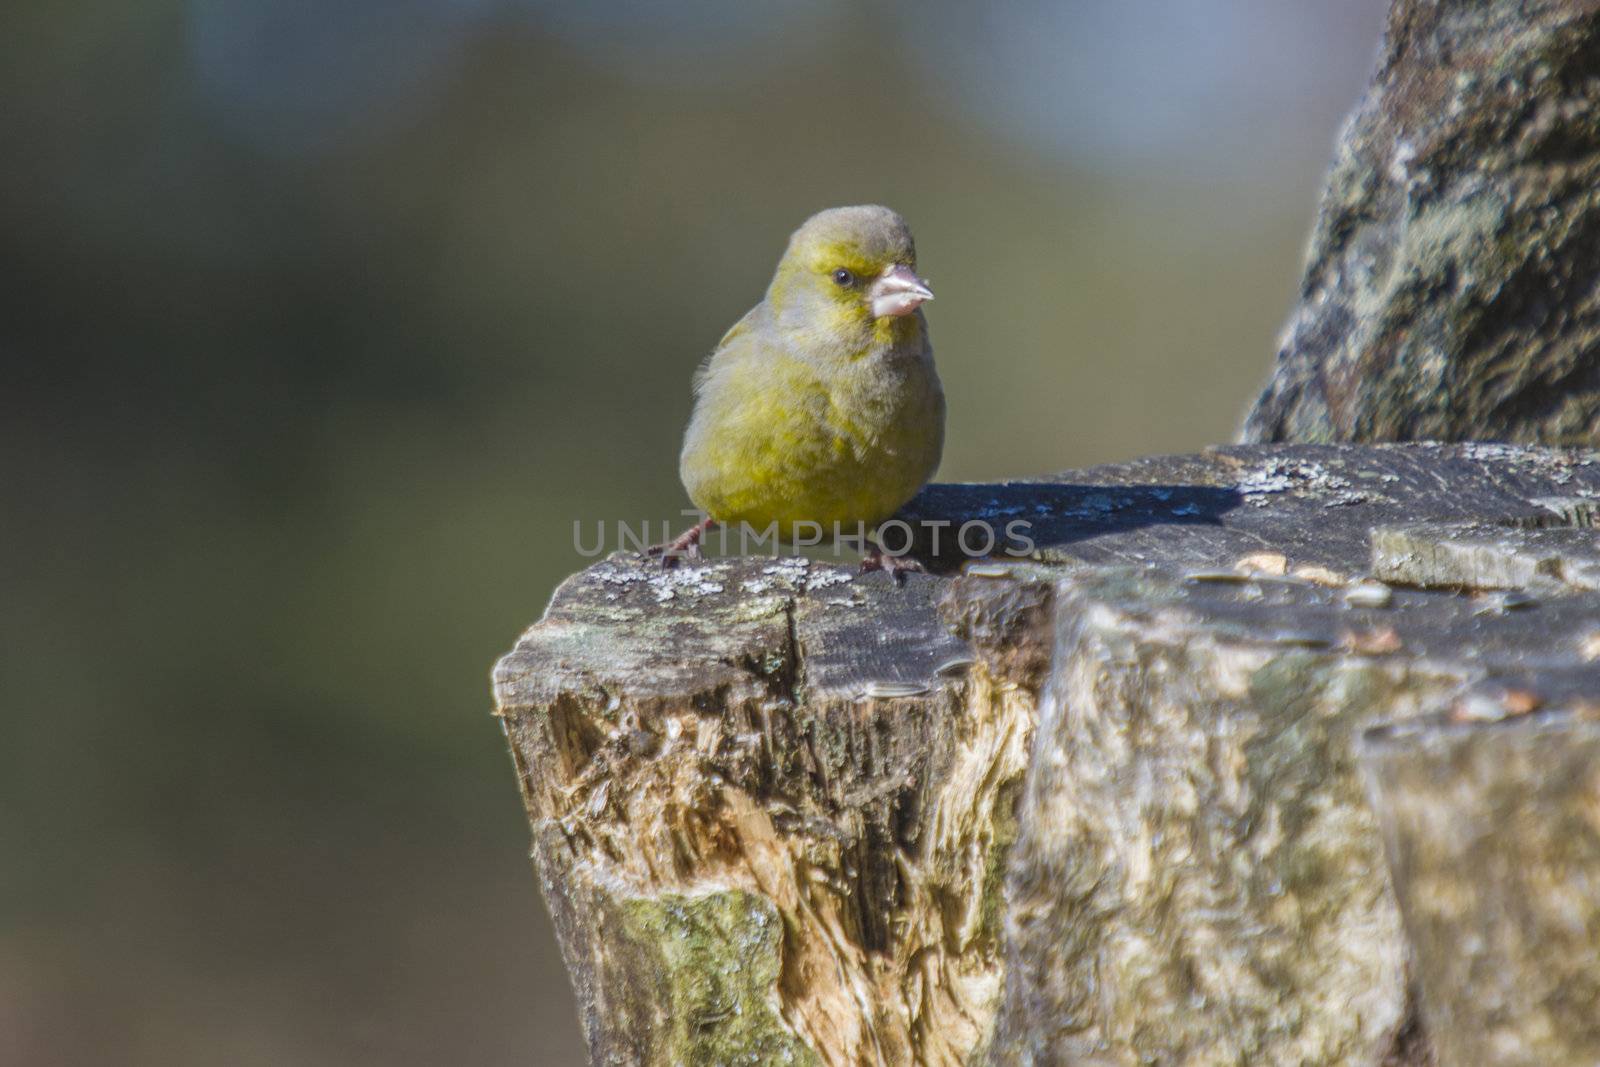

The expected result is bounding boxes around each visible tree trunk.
[1242,0,1600,446]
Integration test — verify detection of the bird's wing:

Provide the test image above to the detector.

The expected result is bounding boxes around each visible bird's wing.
[693,304,768,397]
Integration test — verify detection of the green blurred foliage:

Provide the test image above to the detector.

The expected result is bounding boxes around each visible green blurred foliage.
[0,2,1378,1063]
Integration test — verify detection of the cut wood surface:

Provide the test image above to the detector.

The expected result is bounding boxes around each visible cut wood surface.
[494,443,1600,1067]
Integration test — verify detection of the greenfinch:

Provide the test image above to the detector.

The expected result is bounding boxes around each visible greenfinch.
[653,205,944,572]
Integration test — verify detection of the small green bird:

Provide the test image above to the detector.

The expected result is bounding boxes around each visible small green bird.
[652,205,944,574]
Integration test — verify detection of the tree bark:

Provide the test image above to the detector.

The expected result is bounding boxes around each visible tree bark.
[1242,0,1600,446]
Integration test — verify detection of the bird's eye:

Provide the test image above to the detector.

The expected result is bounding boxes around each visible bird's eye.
[831,268,855,287]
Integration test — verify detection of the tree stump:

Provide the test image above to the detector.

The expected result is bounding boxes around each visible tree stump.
[494,443,1600,1066]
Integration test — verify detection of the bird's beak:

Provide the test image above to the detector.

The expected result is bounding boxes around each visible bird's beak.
[869,263,934,319]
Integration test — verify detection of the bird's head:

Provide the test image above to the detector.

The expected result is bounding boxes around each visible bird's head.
[768,205,933,348]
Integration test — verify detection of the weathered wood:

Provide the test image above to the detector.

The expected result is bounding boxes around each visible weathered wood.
[1359,710,1600,1067]
[998,559,1600,1066]
[495,557,1019,1067]
[493,443,1600,1066]
[1372,502,1600,593]
[1242,0,1600,446]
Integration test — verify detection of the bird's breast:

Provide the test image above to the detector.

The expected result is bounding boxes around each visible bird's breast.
[680,339,942,530]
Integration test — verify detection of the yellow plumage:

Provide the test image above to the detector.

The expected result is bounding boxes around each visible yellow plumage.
[677,206,945,542]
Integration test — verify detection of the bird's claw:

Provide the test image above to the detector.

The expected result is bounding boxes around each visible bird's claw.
[644,518,714,569]
[644,542,703,569]
[860,547,924,584]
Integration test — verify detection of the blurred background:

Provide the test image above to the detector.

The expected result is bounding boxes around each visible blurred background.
[2,1,1388,1062]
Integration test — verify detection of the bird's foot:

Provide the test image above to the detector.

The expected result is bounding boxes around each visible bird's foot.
[645,518,714,569]
[859,544,924,584]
